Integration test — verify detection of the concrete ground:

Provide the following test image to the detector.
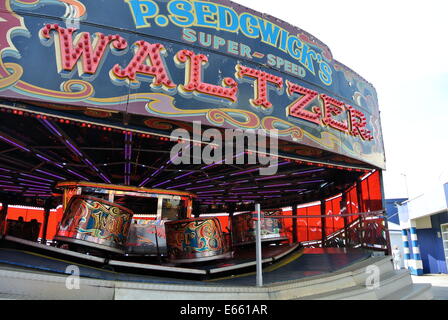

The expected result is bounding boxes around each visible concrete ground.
[412,274,448,300]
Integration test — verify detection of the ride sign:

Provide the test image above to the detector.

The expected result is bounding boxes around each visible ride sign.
[0,0,385,168]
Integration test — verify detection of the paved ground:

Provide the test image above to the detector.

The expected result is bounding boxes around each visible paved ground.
[412,274,448,300]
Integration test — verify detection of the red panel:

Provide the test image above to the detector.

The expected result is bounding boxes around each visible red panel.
[367,171,383,211]
[280,209,293,243]
[361,176,370,210]
[324,200,334,236]
[215,216,229,233]
[325,196,343,237]
[296,207,308,242]
[346,186,359,222]
[133,217,156,221]
[306,204,322,241]
[5,206,64,240]
[361,171,383,212]
[332,198,344,233]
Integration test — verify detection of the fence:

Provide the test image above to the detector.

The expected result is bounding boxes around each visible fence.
[253,210,390,253]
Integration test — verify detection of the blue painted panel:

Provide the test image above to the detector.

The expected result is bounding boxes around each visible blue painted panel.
[417,227,447,274]
[432,212,448,226]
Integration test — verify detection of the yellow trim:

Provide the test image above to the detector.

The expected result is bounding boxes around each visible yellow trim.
[263,248,304,272]
[4,248,119,275]
[56,181,196,198]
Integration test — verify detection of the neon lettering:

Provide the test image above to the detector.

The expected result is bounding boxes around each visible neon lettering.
[286,80,321,125]
[321,94,349,133]
[40,24,128,77]
[176,50,238,103]
[112,40,175,90]
[237,65,283,109]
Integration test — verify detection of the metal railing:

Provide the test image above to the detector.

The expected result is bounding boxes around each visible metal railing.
[250,210,390,253]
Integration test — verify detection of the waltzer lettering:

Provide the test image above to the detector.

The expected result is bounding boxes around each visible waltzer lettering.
[236,65,283,109]
[175,49,238,102]
[347,105,373,141]
[111,40,175,90]
[40,24,373,142]
[287,84,373,141]
[321,94,349,133]
[40,24,128,76]
[286,80,321,125]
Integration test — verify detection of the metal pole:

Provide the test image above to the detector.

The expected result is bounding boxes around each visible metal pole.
[228,204,235,251]
[379,170,392,256]
[0,203,9,237]
[341,193,349,246]
[41,207,50,244]
[356,180,364,247]
[255,203,263,287]
[401,173,409,199]
[154,224,161,263]
[292,203,298,243]
[320,200,326,247]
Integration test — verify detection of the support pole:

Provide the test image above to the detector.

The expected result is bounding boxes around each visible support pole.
[0,203,9,237]
[255,203,263,287]
[356,179,365,248]
[320,199,326,247]
[154,224,162,263]
[292,203,298,243]
[41,206,51,244]
[402,228,411,270]
[409,222,424,276]
[341,192,349,246]
[379,170,392,256]
[192,200,201,218]
[228,204,235,250]
[356,179,364,213]
[383,213,393,255]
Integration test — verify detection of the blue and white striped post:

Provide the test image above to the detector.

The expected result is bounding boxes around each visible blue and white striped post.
[402,229,411,269]
[409,227,424,276]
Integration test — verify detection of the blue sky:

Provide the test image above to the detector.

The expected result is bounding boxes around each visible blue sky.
[235,0,448,199]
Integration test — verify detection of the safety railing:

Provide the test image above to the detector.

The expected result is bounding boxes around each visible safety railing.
[252,210,390,254]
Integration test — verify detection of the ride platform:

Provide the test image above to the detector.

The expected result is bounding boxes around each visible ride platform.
[0,234,371,284]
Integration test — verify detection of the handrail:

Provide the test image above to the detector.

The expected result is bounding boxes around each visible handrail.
[254,210,386,219]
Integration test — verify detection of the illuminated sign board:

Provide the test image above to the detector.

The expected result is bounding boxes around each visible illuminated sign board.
[0,0,385,168]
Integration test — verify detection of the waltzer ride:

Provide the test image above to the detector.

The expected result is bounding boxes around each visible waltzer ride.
[0,0,389,281]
